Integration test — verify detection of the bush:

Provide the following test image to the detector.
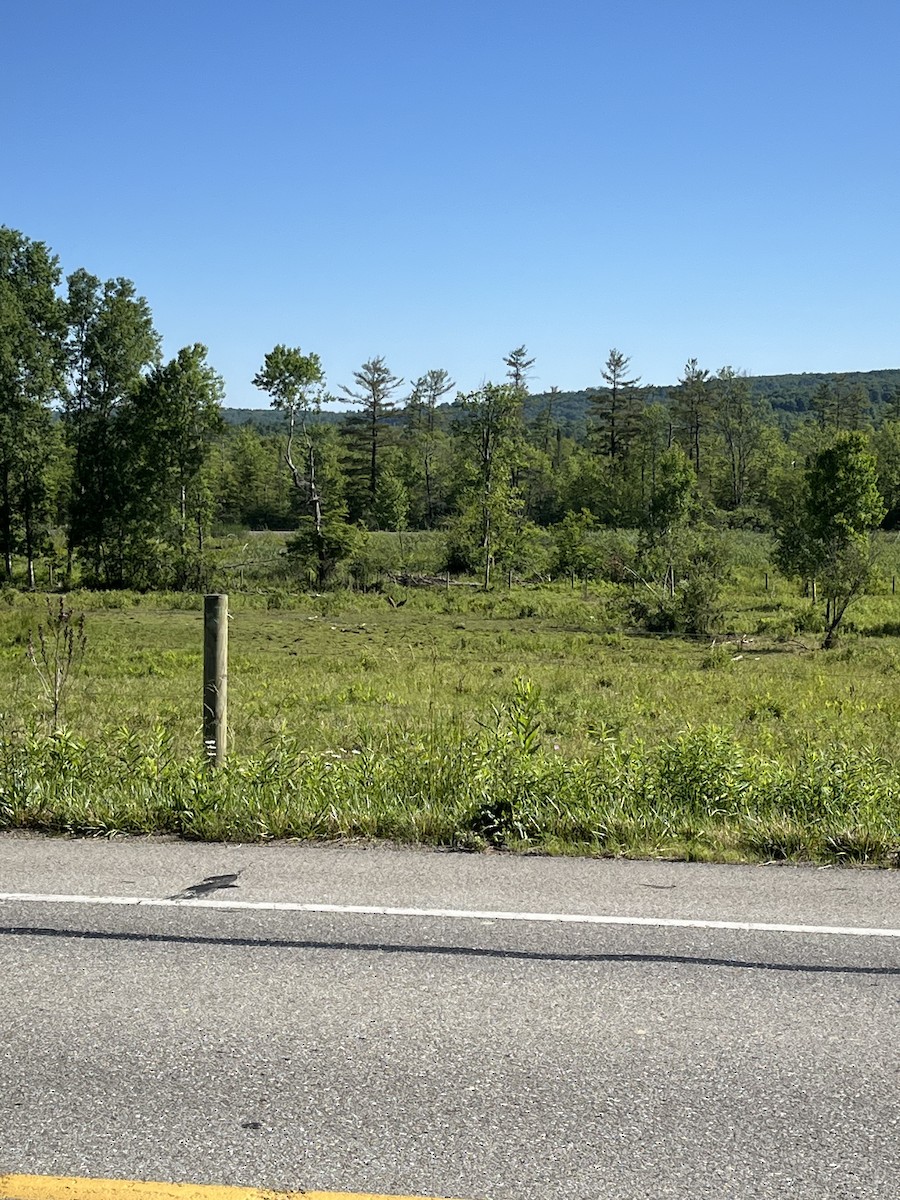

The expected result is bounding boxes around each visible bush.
[286,516,365,587]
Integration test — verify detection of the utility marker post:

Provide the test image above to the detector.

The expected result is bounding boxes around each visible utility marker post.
[203,593,228,767]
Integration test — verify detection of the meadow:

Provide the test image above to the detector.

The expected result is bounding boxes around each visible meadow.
[2,529,900,865]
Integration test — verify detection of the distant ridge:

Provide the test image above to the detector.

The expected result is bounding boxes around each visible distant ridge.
[222,407,348,429]
[223,368,900,432]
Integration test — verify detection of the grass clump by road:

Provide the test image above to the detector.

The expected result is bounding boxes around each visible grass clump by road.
[1,719,898,866]
[1,577,900,866]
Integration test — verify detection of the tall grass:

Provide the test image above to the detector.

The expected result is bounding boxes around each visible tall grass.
[2,531,900,864]
[1,721,897,865]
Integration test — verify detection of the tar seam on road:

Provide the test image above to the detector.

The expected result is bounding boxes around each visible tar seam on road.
[0,1174,466,1200]
[0,892,899,939]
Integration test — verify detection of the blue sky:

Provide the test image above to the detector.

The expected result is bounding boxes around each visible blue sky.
[3,0,898,405]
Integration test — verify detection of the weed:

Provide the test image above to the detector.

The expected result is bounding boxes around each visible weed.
[26,598,88,730]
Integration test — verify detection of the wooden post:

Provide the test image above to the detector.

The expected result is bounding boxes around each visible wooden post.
[764,572,769,592]
[893,576,896,595]
[203,593,228,767]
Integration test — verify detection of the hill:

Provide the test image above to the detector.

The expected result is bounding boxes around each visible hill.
[222,368,900,434]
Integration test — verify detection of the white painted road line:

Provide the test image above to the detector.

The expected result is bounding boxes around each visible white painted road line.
[0,891,898,939]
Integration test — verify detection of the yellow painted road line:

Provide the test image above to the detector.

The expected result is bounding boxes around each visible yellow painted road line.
[0,1177,467,1200]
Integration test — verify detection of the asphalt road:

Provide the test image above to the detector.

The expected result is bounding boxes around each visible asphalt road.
[0,835,898,1199]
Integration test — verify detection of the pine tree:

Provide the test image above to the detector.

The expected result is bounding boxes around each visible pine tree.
[504,345,535,394]
[673,358,711,477]
[340,356,403,523]
[591,348,642,460]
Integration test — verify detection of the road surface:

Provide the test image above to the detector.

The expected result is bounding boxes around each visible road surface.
[0,835,897,1199]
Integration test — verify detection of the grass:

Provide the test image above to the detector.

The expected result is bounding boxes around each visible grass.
[1,539,900,865]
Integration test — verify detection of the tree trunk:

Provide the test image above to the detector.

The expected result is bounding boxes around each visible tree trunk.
[482,504,492,591]
[23,481,35,590]
[370,406,378,498]
[424,451,434,528]
[179,482,188,559]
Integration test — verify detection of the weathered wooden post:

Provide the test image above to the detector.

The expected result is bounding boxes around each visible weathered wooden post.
[203,593,228,767]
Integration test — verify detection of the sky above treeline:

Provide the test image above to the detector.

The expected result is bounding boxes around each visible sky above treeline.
[4,0,899,407]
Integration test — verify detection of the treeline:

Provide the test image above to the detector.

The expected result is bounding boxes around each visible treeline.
[1,228,223,590]
[2,226,899,615]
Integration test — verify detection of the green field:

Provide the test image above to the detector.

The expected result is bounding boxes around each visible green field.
[2,543,900,864]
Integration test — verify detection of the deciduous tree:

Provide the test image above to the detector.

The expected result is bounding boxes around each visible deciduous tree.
[64,273,160,585]
[131,344,224,583]
[0,228,67,586]
[453,382,524,589]
[776,431,884,648]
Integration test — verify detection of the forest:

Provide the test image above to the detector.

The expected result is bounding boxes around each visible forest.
[2,225,898,646]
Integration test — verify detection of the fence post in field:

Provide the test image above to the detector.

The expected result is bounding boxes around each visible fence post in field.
[765,572,768,592]
[203,593,228,767]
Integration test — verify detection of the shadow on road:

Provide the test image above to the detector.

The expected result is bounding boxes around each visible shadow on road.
[1,923,897,976]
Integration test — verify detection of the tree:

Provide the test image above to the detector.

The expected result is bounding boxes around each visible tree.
[673,358,711,477]
[504,345,535,394]
[453,383,524,589]
[64,273,160,585]
[253,344,326,515]
[710,366,764,510]
[0,228,67,586]
[408,368,454,436]
[372,467,409,532]
[130,344,224,583]
[632,444,728,634]
[633,401,671,518]
[874,419,900,527]
[404,368,455,526]
[591,348,641,460]
[532,385,560,457]
[776,431,884,648]
[552,509,600,579]
[252,344,353,586]
[811,377,870,432]
[645,444,696,546]
[341,356,403,520]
